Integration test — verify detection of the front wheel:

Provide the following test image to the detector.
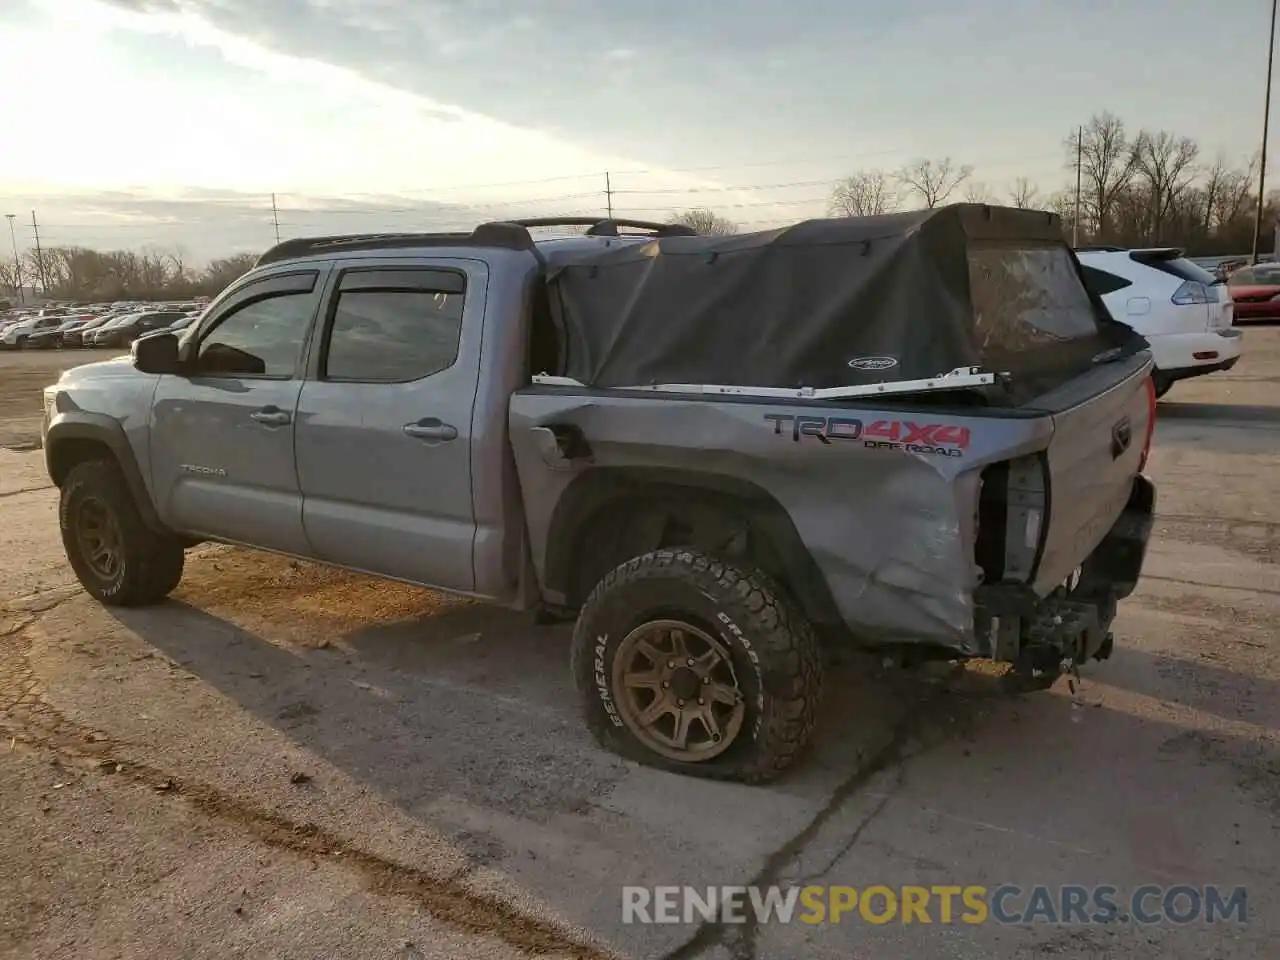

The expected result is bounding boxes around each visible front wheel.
[59,459,186,606]
[570,549,824,783]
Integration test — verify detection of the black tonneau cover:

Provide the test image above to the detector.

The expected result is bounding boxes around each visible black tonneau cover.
[544,204,1145,406]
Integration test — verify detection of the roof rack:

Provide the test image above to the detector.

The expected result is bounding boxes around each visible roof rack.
[506,217,697,237]
[253,217,697,268]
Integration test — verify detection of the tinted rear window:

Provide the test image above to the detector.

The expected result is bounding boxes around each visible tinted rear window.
[1131,252,1216,284]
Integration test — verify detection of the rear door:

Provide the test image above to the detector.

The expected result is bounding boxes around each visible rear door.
[294,257,485,591]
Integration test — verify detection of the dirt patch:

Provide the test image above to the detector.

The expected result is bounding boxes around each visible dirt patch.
[0,606,609,959]
[1153,514,1280,564]
[1130,590,1276,633]
[174,549,470,645]
[0,350,99,450]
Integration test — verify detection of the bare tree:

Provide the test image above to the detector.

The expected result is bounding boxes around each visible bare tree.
[963,181,995,204]
[203,253,260,292]
[1066,112,1138,240]
[18,245,258,300]
[896,157,974,209]
[1209,153,1258,232]
[1009,177,1041,209]
[1200,155,1232,232]
[0,258,20,295]
[672,208,738,235]
[1132,130,1200,241]
[1046,190,1079,241]
[829,170,898,217]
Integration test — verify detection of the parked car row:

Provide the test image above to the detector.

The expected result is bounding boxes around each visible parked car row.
[0,299,205,350]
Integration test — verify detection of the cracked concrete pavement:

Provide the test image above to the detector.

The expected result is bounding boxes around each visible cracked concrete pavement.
[2,340,1279,959]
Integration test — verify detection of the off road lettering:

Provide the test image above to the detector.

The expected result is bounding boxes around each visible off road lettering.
[763,414,863,443]
[867,420,971,449]
[769,414,968,452]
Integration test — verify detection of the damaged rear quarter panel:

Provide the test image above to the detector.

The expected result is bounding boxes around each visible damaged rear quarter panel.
[509,389,1053,650]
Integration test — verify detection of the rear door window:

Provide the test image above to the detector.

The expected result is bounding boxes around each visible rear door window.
[321,269,466,383]
[1129,252,1217,285]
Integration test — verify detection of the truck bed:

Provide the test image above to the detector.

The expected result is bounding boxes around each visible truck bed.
[508,350,1154,653]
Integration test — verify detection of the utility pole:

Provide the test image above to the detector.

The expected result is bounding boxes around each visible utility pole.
[605,172,613,219]
[4,214,22,304]
[30,210,46,294]
[271,193,281,244]
[1254,0,1279,263]
[1073,125,1083,247]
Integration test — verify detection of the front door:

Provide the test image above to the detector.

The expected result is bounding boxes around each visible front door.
[149,270,324,554]
[294,259,483,591]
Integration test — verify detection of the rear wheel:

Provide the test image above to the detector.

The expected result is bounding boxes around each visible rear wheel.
[59,459,185,606]
[570,549,823,783]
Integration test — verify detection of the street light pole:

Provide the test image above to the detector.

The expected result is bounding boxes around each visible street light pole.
[4,214,21,305]
[1252,0,1279,264]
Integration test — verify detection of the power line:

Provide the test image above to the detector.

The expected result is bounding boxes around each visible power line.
[16,144,1177,251]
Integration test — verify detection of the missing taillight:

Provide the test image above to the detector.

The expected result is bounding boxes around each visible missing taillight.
[1138,376,1156,471]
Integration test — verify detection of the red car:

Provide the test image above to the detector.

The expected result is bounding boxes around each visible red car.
[1226,262,1280,322]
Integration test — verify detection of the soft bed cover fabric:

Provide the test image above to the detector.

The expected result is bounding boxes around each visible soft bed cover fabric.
[544,204,1142,405]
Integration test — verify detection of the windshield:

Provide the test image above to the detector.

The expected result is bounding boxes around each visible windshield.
[1229,264,1280,286]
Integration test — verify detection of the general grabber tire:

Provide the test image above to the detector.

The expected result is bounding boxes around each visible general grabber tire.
[59,459,186,606]
[570,549,824,783]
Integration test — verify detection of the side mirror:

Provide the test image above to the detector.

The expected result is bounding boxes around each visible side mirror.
[132,332,181,375]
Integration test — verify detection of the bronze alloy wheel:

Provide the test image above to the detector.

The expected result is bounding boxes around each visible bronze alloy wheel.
[74,496,124,581]
[611,618,747,762]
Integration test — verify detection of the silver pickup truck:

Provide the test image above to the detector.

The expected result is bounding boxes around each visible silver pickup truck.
[42,206,1156,783]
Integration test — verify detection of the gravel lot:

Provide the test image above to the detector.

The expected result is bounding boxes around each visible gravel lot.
[1,339,1278,959]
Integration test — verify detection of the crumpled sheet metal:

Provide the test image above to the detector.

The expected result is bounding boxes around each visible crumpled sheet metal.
[509,389,1053,653]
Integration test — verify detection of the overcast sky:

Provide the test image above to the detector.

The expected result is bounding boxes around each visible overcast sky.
[0,0,1275,262]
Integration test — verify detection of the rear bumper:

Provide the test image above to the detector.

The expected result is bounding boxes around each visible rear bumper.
[974,474,1155,664]
[1147,328,1242,374]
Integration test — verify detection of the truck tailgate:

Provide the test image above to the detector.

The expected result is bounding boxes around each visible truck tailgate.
[1032,356,1154,596]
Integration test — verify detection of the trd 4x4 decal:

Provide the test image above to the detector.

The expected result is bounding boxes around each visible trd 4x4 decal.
[763,414,970,458]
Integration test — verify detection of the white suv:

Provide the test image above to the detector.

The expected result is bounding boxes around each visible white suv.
[0,314,67,350]
[1076,246,1241,398]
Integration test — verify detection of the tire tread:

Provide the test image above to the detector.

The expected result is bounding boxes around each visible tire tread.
[570,548,823,783]
[60,459,185,607]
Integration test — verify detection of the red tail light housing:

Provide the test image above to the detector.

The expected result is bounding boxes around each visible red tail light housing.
[1138,376,1156,472]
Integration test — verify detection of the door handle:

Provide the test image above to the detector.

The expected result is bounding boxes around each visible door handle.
[250,407,291,427]
[403,418,458,442]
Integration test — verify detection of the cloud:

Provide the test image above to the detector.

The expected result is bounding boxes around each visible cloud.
[2,183,701,263]
[79,0,915,167]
